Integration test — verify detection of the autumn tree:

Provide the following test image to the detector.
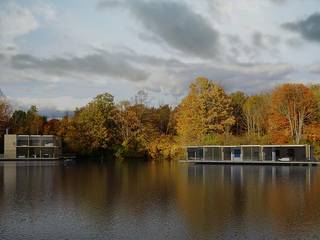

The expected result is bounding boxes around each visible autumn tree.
[9,110,27,134]
[269,84,317,144]
[43,119,61,135]
[0,96,11,153]
[175,77,235,144]
[73,93,117,155]
[0,97,12,134]
[243,94,269,137]
[25,106,46,134]
[310,84,320,120]
[114,101,140,143]
[230,91,247,136]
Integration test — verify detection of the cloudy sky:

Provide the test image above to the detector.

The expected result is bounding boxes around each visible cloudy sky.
[1,0,320,117]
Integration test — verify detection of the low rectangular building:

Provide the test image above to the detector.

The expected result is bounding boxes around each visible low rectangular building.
[186,145,313,162]
[4,134,62,160]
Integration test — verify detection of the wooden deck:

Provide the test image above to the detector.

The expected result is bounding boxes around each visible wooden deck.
[180,160,320,166]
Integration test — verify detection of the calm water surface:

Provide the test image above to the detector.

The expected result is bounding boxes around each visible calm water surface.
[0,161,319,239]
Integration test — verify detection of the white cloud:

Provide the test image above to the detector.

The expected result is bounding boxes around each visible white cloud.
[11,96,91,112]
[0,2,38,54]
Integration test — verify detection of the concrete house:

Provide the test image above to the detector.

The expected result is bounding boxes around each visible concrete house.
[4,134,62,160]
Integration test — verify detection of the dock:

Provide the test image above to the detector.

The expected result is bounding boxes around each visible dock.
[180,160,320,166]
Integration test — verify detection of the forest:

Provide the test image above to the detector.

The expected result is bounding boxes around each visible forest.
[1,77,320,160]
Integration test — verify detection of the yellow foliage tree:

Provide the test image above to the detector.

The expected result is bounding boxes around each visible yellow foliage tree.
[243,94,270,137]
[175,77,235,144]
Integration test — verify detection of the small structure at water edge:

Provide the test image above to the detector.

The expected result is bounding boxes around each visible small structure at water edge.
[3,134,62,160]
[183,145,317,165]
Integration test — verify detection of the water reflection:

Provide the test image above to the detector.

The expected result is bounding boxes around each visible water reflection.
[180,165,319,239]
[0,161,319,239]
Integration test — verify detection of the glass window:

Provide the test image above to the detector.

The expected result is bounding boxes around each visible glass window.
[224,147,231,160]
[17,136,28,146]
[17,147,28,158]
[263,147,273,161]
[213,147,222,160]
[29,147,41,158]
[252,147,260,161]
[30,136,41,146]
[42,148,54,158]
[204,147,213,160]
[187,147,203,160]
[242,147,251,160]
[42,136,54,146]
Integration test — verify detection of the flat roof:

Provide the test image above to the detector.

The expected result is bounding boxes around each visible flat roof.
[9,134,56,137]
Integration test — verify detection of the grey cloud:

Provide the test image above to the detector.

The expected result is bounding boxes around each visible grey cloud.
[99,0,220,59]
[269,0,287,4]
[10,51,149,82]
[252,32,281,49]
[169,62,295,95]
[285,38,303,48]
[96,0,123,9]
[307,64,320,74]
[282,12,320,42]
[252,32,265,48]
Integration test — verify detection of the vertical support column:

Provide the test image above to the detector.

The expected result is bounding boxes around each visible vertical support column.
[306,145,311,161]
[221,147,224,161]
[203,147,205,161]
[272,147,276,161]
[212,147,215,161]
[27,135,30,159]
[231,148,234,161]
[260,146,264,161]
[186,148,189,161]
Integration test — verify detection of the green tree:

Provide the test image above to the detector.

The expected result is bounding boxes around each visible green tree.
[74,93,117,155]
[9,110,27,134]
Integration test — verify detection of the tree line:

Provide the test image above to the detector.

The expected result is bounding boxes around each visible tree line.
[1,77,320,160]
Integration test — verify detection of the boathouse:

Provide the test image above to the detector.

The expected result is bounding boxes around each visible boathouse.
[186,145,313,162]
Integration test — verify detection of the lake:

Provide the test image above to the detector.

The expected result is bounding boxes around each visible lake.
[0,161,319,239]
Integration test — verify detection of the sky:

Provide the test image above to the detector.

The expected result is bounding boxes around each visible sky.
[1,0,320,117]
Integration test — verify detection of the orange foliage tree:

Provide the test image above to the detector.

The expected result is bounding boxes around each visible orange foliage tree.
[269,84,318,144]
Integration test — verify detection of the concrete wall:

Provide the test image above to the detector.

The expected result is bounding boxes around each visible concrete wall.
[4,135,16,159]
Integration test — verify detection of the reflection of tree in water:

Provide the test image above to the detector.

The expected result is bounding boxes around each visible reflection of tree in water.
[0,162,320,239]
[179,164,320,238]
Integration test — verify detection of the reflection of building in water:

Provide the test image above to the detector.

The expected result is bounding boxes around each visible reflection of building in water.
[0,162,58,198]
[186,165,316,189]
[3,163,16,195]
